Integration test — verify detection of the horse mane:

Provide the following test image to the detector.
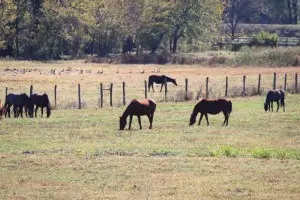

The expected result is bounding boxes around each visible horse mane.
[161,75,174,80]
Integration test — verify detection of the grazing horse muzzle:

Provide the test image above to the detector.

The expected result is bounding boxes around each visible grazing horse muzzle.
[119,117,127,130]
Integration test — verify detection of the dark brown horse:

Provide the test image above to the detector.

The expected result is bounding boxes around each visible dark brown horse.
[4,93,34,118]
[264,89,285,112]
[119,98,156,130]
[30,93,52,118]
[189,99,232,126]
[148,75,177,92]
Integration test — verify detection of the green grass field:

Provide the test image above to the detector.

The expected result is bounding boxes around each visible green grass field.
[1,94,300,199]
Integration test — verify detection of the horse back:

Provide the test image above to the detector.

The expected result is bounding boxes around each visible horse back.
[196,98,231,114]
[31,93,50,107]
[127,98,156,115]
[266,89,284,101]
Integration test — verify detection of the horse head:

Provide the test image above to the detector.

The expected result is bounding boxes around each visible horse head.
[264,102,268,111]
[46,107,51,118]
[172,79,178,86]
[119,116,127,130]
[189,114,196,126]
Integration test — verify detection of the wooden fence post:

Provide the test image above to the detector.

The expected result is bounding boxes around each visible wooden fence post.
[123,82,126,106]
[100,83,103,108]
[242,75,246,96]
[284,73,287,91]
[110,83,113,107]
[144,80,147,99]
[225,76,228,97]
[205,77,209,98]
[258,74,261,95]
[164,78,168,101]
[5,87,8,97]
[296,73,298,93]
[54,85,57,109]
[185,78,188,99]
[273,72,276,90]
[78,84,81,109]
[29,85,33,96]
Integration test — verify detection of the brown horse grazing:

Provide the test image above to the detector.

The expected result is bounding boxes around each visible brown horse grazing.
[264,89,285,112]
[189,99,232,126]
[119,98,156,130]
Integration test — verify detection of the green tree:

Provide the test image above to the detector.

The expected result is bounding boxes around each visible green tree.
[169,0,224,53]
[0,0,16,56]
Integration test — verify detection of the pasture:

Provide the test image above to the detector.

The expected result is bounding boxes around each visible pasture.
[0,60,300,199]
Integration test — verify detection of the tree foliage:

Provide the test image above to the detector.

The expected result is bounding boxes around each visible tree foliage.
[0,0,298,60]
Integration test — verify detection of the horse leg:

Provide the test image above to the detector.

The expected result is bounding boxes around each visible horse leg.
[160,83,164,92]
[41,107,44,118]
[19,106,23,118]
[147,113,153,129]
[13,106,17,118]
[271,102,273,111]
[152,84,155,92]
[137,115,142,129]
[6,105,11,118]
[198,113,204,125]
[128,115,133,130]
[222,112,229,126]
[276,100,279,112]
[205,113,209,125]
[35,106,38,118]
[222,112,227,126]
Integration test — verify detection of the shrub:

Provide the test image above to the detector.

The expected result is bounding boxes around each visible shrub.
[231,43,243,51]
[251,31,279,47]
[169,90,194,102]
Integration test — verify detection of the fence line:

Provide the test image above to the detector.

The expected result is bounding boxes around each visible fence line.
[3,73,299,109]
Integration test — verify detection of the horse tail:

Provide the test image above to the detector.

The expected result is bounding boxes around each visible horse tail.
[3,94,9,108]
[148,76,152,88]
[228,100,232,114]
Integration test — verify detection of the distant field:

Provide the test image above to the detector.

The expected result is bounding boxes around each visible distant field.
[0,60,299,199]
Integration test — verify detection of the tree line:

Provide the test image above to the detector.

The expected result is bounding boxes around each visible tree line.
[0,0,299,60]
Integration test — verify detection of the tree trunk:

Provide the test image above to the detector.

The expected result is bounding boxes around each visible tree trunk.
[171,36,178,53]
[171,26,180,53]
[14,0,20,58]
[292,0,298,24]
[287,0,293,23]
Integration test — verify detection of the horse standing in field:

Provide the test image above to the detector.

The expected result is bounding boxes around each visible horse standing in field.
[30,93,52,118]
[148,75,177,92]
[4,93,34,118]
[119,98,156,130]
[189,99,232,126]
[264,89,285,112]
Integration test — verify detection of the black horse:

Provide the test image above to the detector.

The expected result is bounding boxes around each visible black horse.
[30,93,52,118]
[4,93,34,118]
[148,75,177,92]
[264,89,285,112]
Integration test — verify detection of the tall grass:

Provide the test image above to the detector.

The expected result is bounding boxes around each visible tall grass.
[229,46,300,66]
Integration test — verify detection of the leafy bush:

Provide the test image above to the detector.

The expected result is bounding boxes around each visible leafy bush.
[231,43,243,51]
[230,46,300,66]
[251,31,279,47]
